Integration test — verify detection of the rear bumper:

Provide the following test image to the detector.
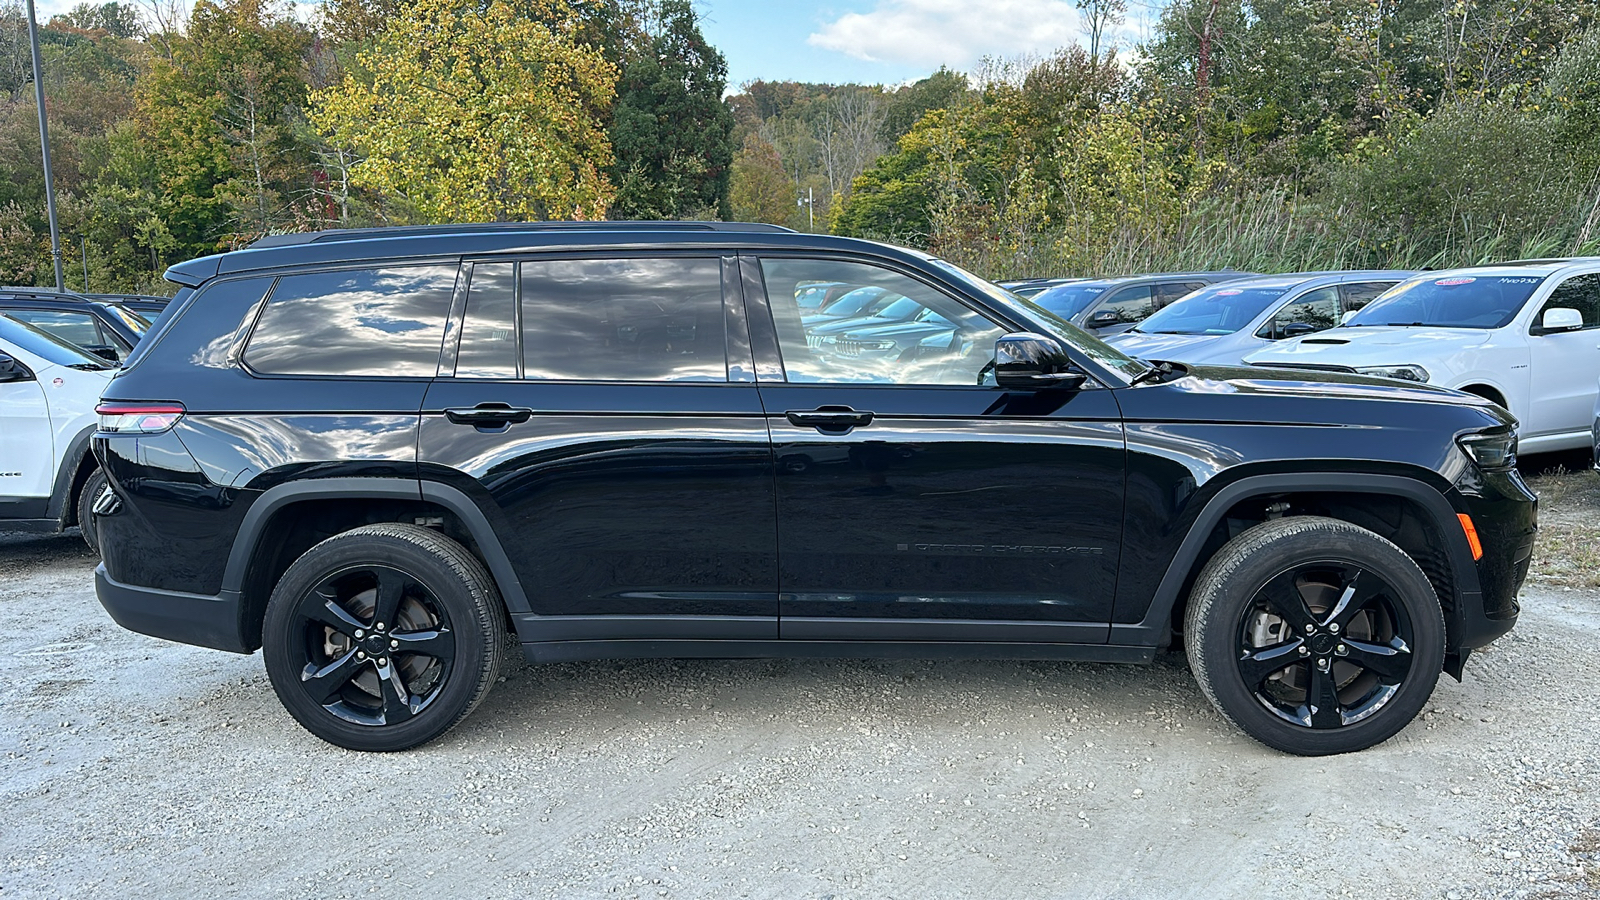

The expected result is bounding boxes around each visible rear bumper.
[95,564,251,654]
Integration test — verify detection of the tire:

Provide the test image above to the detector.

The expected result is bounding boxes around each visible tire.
[262,524,506,752]
[77,468,106,555]
[1184,516,1446,756]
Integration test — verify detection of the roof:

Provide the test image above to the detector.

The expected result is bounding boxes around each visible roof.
[1209,270,1416,289]
[165,223,925,287]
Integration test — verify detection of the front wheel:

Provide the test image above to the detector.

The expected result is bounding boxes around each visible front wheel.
[262,524,505,751]
[77,468,106,554]
[1185,516,1445,756]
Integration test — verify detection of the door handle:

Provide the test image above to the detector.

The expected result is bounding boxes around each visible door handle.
[785,406,874,432]
[444,404,534,426]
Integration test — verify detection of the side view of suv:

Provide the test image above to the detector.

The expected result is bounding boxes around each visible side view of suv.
[93,223,1534,756]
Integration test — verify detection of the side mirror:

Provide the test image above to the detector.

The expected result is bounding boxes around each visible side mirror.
[1087,310,1120,328]
[1339,310,1358,325]
[0,351,33,383]
[89,346,120,362]
[1281,322,1318,338]
[994,333,1087,390]
[1539,307,1584,333]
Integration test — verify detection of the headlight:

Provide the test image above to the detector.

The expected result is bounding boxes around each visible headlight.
[1458,431,1517,469]
[1354,364,1430,382]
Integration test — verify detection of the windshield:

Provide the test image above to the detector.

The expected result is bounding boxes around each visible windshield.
[871,296,923,320]
[818,286,890,317]
[1136,283,1296,335]
[1030,283,1111,319]
[0,313,114,369]
[927,258,1150,380]
[109,304,151,333]
[1343,274,1547,329]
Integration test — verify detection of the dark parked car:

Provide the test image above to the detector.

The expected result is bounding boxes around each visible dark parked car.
[93,222,1532,756]
[86,293,173,322]
[1032,271,1254,335]
[0,288,149,363]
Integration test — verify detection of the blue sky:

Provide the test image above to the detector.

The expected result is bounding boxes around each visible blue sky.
[700,0,1160,89]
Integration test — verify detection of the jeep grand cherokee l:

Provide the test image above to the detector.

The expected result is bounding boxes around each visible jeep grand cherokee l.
[91,222,1535,755]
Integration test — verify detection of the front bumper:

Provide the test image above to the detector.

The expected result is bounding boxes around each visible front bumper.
[1454,467,1537,649]
[95,564,252,653]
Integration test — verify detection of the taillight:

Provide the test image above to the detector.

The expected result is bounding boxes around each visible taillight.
[96,401,186,434]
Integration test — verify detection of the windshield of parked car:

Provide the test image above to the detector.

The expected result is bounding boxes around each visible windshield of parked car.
[1134,282,1298,335]
[818,286,891,317]
[109,304,151,333]
[926,258,1151,380]
[1029,282,1112,319]
[1342,273,1548,329]
[0,314,114,369]
[868,296,923,320]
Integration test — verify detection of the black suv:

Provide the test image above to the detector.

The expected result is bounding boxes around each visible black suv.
[92,223,1535,755]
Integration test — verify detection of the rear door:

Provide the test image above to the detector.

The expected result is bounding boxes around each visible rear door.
[747,254,1125,644]
[418,254,777,644]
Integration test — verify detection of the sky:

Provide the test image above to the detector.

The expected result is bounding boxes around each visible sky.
[28,0,1160,88]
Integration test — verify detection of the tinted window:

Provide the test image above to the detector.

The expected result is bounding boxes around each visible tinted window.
[1344,274,1546,329]
[0,314,112,368]
[1259,286,1340,340]
[1032,283,1109,319]
[1340,281,1394,311]
[761,258,1003,385]
[457,262,517,378]
[3,310,118,359]
[519,258,725,382]
[1088,285,1155,326]
[1155,282,1207,305]
[244,265,456,377]
[1538,273,1600,329]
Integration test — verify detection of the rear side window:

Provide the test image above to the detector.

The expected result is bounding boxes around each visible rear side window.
[244,266,457,377]
[518,257,725,382]
[456,263,517,378]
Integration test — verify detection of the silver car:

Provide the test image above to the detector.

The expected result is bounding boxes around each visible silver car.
[1106,271,1413,366]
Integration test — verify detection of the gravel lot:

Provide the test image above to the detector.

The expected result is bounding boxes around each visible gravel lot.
[2,528,1597,900]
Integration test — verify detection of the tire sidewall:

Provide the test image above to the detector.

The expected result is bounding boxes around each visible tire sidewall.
[262,529,497,752]
[77,468,105,555]
[1190,519,1446,756]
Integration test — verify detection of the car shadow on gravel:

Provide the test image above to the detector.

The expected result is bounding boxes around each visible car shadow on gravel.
[0,530,96,578]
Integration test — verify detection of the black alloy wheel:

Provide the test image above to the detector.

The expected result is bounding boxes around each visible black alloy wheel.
[263,524,504,751]
[1186,516,1445,756]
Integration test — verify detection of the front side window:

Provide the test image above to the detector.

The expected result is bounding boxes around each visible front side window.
[3,310,121,360]
[519,257,725,382]
[1259,286,1340,340]
[761,258,1004,385]
[1087,285,1155,326]
[244,265,457,377]
[1536,273,1600,330]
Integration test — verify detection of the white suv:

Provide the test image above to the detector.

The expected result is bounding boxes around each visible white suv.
[1245,260,1600,454]
[0,314,114,550]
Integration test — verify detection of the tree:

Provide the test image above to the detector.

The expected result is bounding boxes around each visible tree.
[310,0,617,222]
[727,134,793,224]
[607,0,734,219]
[880,67,967,143]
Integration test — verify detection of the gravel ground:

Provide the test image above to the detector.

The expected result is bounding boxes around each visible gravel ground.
[1,530,1597,900]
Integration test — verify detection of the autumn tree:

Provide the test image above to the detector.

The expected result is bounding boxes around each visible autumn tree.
[728,134,793,224]
[311,0,617,222]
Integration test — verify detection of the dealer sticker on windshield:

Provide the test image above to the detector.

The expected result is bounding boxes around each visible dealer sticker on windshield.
[1216,289,1243,296]
[1434,277,1476,286]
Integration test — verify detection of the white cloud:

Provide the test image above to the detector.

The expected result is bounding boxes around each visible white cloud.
[807,0,1089,69]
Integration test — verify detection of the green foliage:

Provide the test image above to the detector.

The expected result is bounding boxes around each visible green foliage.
[607,0,734,219]
[727,134,794,225]
[880,67,967,143]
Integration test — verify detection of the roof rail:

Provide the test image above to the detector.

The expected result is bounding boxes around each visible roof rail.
[0,286,92,301]
[248,220,797,249]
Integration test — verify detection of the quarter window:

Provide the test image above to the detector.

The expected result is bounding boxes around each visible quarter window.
[243,265,457,377]
[518,257,725,382]
[456,263,517,379]
[1538,273,1600,330]
[760,258,1004,386]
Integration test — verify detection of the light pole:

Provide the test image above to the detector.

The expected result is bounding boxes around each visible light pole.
[796,186,814,232]
[25,0,65,291]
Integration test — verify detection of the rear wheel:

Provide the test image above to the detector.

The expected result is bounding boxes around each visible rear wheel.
[77,468,106,555]
[262,524,505,751]
[1185,516,1445,756]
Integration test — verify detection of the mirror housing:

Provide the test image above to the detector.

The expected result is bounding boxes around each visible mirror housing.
[1281,322,1318,338]
[1087,310,1120,328]
[1539,307,1584,333]
[994,333,1086,390]
[0,351,32,383]
[1339,310,1358,325]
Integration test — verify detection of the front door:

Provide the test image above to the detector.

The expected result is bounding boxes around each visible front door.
[0,349,52,515]
[1527,271,1600,438]
[746,255,1126,644]
[418,255,778,644]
